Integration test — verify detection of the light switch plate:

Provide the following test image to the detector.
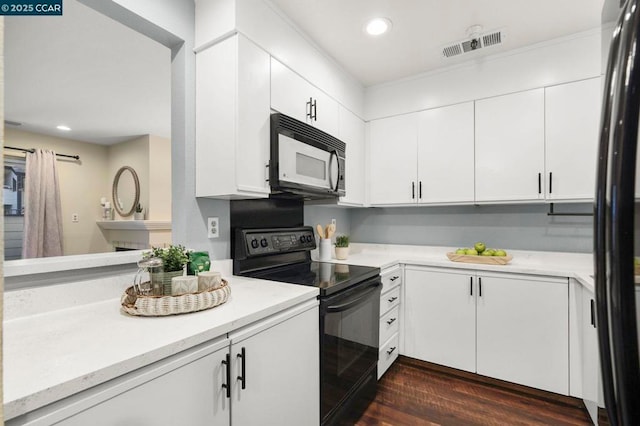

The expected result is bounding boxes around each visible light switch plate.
[207,217,219,238]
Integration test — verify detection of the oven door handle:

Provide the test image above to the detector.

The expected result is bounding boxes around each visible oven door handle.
[325,281,381,313]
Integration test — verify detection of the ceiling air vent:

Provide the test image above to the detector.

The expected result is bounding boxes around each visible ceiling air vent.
[441,27,506,59]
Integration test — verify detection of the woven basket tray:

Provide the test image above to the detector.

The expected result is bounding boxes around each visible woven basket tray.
[121,279,231,317]
[446,252,513,265]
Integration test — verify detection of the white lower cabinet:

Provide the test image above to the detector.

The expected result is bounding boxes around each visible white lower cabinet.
[581,286,600,423]
[23,338,231,426]
[403,266,569,395]
[10,302,319,426]
[404,267,475,373]
[476,273,569,395]
[573,282,602,424]
[229,302,319,425]
[378,266,402,379]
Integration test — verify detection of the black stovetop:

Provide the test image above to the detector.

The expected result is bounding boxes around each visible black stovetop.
[244,261,380,296]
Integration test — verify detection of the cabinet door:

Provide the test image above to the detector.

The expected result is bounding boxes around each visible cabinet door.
[196,35,270,198]
[56,343,231,426]
[417,102,475,204]
[476,274,568,394]
[339,106,365,206]
[475,89,545,202]
[582,288,599,422]
[231,304,319,426]
[271,58,339,136]
[545,78,601,201]
[368,113,418,205]
[404,267,476,373]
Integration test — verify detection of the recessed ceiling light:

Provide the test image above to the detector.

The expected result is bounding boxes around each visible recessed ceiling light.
[364,18,392,36]
[56,125,71,131]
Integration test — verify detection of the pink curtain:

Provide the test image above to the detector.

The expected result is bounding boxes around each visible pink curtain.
[22,149,64,258]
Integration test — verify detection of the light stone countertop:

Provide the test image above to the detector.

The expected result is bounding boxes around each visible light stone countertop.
[4,244,596,421]
[314,243,595,292]
[3,274,318,421]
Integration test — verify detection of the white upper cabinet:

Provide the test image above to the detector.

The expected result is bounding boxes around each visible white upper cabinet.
[368,113,418,205]
[195,34,271,199]
[417,102,475,204]
[545,77,602,201]
[338,106,365,206]
[271,58,340,137]
[475,88,545,203]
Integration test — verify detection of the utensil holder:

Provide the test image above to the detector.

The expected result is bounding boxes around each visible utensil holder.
[319,238,332,261]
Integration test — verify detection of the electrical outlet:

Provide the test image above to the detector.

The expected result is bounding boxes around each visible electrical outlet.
[207,217,219,238]
[331,218,336,227]
[72,213,79,223]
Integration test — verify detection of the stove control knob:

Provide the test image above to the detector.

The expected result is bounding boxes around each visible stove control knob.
[250,238,259,249]
[260,238,268,248]
[299,235,306,243]
[306,235,313,243]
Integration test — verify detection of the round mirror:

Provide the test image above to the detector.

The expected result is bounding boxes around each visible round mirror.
[112,166,140,217]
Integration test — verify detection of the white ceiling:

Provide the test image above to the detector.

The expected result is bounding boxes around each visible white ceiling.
[4,0,170,145]
[270,0,607,87]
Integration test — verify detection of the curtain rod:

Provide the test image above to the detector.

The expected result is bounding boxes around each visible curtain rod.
[4,145,80,160]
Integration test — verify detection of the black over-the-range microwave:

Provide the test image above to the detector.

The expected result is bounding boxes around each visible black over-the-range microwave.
[270,113,346,200]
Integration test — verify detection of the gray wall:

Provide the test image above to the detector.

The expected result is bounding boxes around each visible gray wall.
[349,203,594,253]
[304,206,352,239]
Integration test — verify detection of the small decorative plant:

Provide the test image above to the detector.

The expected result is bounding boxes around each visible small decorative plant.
[135,203,143,213]
[335,235,349,248]
[145,245,189,272]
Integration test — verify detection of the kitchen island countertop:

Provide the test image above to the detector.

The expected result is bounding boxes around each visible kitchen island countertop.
[3,273,318,421]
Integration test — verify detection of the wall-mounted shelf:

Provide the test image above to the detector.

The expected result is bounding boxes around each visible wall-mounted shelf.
[96,220,171,231]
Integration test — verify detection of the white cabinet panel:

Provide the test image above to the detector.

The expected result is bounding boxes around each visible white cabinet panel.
[338,106,365,206]
[404,267,476,373]
[476,274,568,395]
[545,77,601,201]
[230,305,319,426]
[581,287,600,422]
[475,89,545,202]
[196,34,271,199]
[55,341,231,426]
[271,58,339,136]
[368,113,418,205]
[417,102,475,204]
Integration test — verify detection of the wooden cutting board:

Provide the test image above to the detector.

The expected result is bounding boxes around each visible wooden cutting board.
[446,252,513,265]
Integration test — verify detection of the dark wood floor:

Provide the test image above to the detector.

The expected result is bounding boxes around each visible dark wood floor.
[356,356,603,426]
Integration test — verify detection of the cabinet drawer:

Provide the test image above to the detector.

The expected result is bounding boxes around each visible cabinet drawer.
[379,306,400,346]
[380,286,400,315]
[381,269,402,294]
[378,333,400,379]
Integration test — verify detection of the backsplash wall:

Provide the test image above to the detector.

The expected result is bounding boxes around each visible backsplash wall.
[349,203,594,253]
[304,206,352,240]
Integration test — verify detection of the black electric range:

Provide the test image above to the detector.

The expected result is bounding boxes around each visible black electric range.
[232,225,381,425]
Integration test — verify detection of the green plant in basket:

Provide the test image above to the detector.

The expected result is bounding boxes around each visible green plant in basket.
[335,235,349,248]
[145,244,189,272]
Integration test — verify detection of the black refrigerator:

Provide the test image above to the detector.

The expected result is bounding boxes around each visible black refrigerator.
[596,0,640,425]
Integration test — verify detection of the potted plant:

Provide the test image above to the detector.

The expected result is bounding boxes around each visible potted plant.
[134,203,144,220]
[334,235,349,260]
[144,245,189,295]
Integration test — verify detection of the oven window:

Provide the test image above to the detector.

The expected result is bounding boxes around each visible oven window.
[296,152,326,180]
